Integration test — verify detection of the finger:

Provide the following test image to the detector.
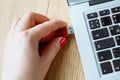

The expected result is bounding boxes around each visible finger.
[40,37,67,75]
[29,20,67,42]
[10,17,21,31]
[16,12,49,31]
[40,27,68,43]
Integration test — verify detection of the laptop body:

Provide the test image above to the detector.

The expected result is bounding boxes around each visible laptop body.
[67,0,120,80]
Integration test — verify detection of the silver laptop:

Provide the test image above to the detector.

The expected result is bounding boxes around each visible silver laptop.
[67,0,120,80]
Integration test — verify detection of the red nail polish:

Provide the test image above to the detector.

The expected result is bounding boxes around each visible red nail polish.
[60,38,67,47]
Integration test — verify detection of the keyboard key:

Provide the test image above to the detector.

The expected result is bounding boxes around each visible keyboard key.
[92,28,109,40]
[95,38,115,51]
[97,50,112,62]
[113,59,120,71]
[112,6,120,13]
[100,62,113,75]
[89,19,100,29]
[87,12,98,19]
[113,14,120,23]
[109,25,120,35]
[101,16,112,26]
[116,36,120,45]
[99,9,110,16]
[113,47,120,58]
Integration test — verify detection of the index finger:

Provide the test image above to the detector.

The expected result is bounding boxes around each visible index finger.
[29,20,68,42]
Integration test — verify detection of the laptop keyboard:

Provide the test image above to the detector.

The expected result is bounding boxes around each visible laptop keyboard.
[86,6,120,75]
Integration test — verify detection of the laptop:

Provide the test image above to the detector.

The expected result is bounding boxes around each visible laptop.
[67,0,120,80]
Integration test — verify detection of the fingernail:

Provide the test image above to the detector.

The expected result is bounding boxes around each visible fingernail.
[60,38,67,47]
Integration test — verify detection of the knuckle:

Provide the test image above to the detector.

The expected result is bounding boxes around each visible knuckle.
[24,12,34,18]
[48,21,54,30]
[51,20,58,26]
[53,20,67,27]
[49,20,62,28]
[43,21,53,31]
[20,31,33,42]
[53,20,63,25]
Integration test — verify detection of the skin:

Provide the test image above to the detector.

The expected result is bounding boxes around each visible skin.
[2,12,67,80]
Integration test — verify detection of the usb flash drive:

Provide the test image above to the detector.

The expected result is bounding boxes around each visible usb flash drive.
[67,27,74,35]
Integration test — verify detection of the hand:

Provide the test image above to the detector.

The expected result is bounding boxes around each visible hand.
[2,12,68,80]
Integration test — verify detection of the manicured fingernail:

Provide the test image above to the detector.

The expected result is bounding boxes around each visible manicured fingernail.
[60,38,67,47]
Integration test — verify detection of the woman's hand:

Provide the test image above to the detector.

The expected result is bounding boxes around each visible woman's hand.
[2,12,68,80]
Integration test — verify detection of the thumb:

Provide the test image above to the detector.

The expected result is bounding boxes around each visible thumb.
[40,37,67,75]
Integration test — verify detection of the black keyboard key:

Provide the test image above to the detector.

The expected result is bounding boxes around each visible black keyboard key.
[92,28,109,40]
[109,25,120,35]
[113,47,120,58]
[100,62,113,75]
[97,50,112,62]
[112,6,120,13]
[99,9,110,16]
[87,12,98,19]
[116,36,120,45]
[113,14,120,23]
[89,19,100,29]
[101,16,112,26]
[113,59,120,71]
[95,38,115,51]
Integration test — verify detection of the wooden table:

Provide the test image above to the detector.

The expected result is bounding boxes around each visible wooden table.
[0,0,85,80]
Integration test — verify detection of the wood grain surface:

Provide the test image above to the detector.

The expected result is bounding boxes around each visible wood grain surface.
[0,0,85,80]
